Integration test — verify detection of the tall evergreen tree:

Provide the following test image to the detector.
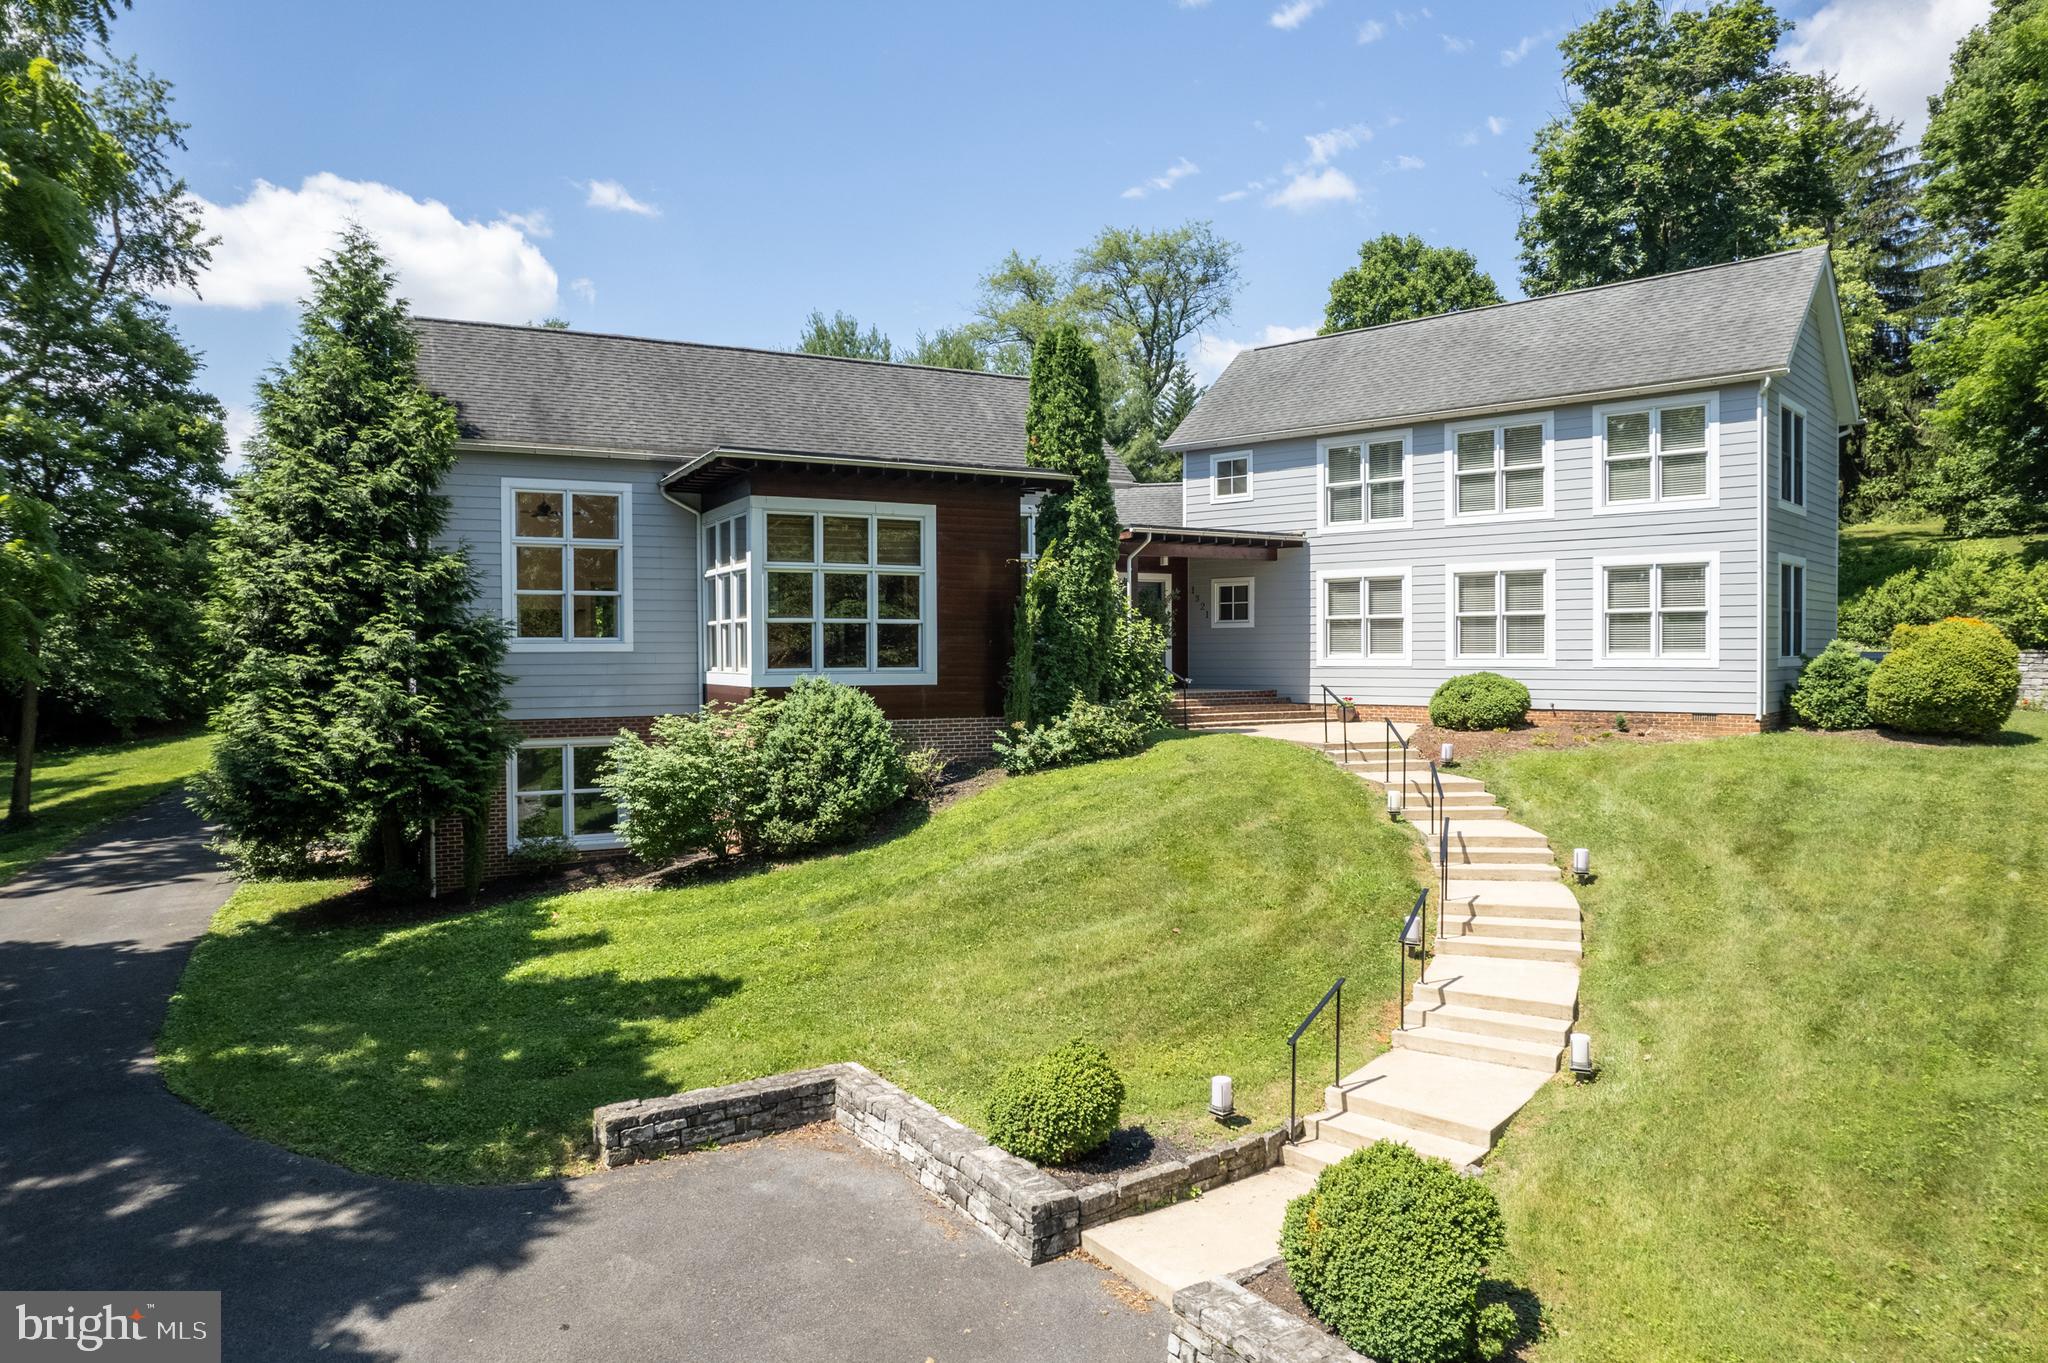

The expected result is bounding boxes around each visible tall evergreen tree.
[196,229,510,888]
[1321,234,1504,334]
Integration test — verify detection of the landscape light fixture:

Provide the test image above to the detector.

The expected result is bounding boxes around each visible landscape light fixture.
[1439,742,1455,766]
[1572,847,1592,882]
[1569,1031,1595,1081]
[1209,1074,1235,1119]
[1386,789,1405,819]
[1401,904,1424,950]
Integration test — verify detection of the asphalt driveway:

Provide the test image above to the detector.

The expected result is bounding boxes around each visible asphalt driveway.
[0,797,1159,1361]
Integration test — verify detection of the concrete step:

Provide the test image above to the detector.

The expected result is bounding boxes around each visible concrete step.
[1293,1110,1491,1170]
[1401,802,1508,821]
[1403,999,1573,1044]
[1441,913,1582,943]
[1392,1022,1563,1072]
[1415,955,1581,1021]
[1435,932,1582,964]
[1323,1049,1553,1149]
[1078,1165,1317,1303]
[1433,861,1562,882]
[1442,882,1582,921]
[1430,845,1556,866]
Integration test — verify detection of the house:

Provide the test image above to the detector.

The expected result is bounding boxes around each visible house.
[413,245,1852,885]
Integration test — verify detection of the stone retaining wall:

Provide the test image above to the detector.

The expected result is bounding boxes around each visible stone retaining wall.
[592,1063,1287,1265]
[1170,1262,1369,1363]
[2020,649,2048,704]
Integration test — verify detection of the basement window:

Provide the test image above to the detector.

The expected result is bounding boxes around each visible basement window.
[510,741,620,848]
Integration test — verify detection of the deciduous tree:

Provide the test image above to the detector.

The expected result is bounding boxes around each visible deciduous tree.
[796,308,892,361]
[1321,234,1503,333]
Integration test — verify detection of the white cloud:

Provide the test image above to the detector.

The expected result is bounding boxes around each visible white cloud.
[1784,0,1990,138]
[1486,115,1508,136]
[1122,156,1200,199]
[1217,188,1251,203]
[1459,129,1481,147]
[173,173,558,322]
[1267,167,1360,211]
[1392,7,1429,28]
[1500,32,1547,66]
[583,178,661,217]
[499,209,552,239]
[1441,33,1473,54]
[569,277,597,306]
[220,403,257,478]
[1303,123,1372,165]
[1177,0,1212,7]
[1269,0,1322,30]
[1357,19,1385,43]
[1190,323,1319,383]
[1392,154,1426,171]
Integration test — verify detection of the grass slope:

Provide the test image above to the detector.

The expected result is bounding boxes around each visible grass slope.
[1471,715,2047,1363]
[1841,516,2048,598]
[160,735,1422,1183]
[1,732,212,884]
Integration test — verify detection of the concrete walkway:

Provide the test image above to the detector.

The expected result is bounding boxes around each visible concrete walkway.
[0,797,1158,1362]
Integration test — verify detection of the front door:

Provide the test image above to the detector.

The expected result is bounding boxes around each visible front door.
[1134,573,1175,676]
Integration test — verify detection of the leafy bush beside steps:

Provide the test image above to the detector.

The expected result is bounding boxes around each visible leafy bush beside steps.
[985,1038,1125,1165]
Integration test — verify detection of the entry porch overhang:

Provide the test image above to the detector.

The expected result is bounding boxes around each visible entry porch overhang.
[1116,524,1305,563]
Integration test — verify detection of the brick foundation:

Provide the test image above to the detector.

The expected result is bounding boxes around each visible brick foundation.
[890,713,1006,765]
[1324,703,1774,737]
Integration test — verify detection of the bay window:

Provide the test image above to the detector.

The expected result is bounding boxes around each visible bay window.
[704,510,749,676]
[759,504,929,677]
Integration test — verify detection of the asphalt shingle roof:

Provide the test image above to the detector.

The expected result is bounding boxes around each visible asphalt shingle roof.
[1112,482,1188,528]
[1167,247,1830,451]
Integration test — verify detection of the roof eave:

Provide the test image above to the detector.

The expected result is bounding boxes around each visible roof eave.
[660,447,1075,492]
[1118,523,1305,547]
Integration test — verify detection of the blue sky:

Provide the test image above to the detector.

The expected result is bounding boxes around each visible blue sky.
[120,0,1987,458]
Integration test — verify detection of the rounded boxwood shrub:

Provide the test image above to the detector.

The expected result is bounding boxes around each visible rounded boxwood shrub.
[1281,1141,1510,1363]
[985,1038,1125,1165]
[1866,617,2020,737]
[1428,673,1531,731]
[1788,640,1878,730]
[753,676,909,852]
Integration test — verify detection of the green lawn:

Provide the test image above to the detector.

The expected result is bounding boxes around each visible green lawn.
[1,732,213,884]
[1841,516,2048,598]
[159,734,1422,1183]
[1469,713,2047,1363]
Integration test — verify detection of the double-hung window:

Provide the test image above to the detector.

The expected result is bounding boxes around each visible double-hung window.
[1599,396,1713,506]
[1449,418,1549,519]
[1213,452,1252,501]
[1601,561,1712,661]
[1778,398,1807,510]
[1452,566,1549,661]
[1321,573,1407,661]
[506,482,629,645]
[763,509,927,674]
[511,741,619,847]
[1321,434,1408,528]
[1779,558,1807,658]
[703,511,749,676]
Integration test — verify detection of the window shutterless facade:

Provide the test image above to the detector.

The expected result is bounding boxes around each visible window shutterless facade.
[703,509,750,680]
[1778,397,1808,511]
[1319,431,1410,530]
[1596,556,1716,664]
[502,479,631,649]
[1779,556,1807,657]
[1212,452,1252,501]
[763,508,927,674]
[1447,563,1551,664]
[1318,569,1409,664]
[1594,392,1715,510]
[1213,577,1253,627]
[510,739,620,848]
[1445,415,1552,522]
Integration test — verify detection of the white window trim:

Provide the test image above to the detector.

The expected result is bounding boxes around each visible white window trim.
[1777,553,1809,660]
[1316,430,1413,533]
[507,737,623,851]
[1777,395,1809,516]
[751,494,938,687]
[1315,566,1412,667]
[1212,451,1254,503]
[1590,390,1721,514]
[1442,413,1556,524]
[1212,576,1255,628]
[702,506,751,685]
[500,477,635,652]
[1591,552,1721,668]
[1444,558,1557,667]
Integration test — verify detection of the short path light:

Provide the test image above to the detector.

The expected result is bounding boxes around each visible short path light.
[1386,788,1405,820]
[1209,1074,1235,1119]
[1439,741,1455,766]
[1572,847,1592,883]
[1568,1032,1596,1081]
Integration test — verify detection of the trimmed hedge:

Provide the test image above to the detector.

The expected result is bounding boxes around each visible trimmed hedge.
[984,1038,1125,1165]
[1429,673,1530,731]
[1789,640,1878,730]
[754,675,910,852]
[1867,617,2020,737]
[1281,1141,1512,1362]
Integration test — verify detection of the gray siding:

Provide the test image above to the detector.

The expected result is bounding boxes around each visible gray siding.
[1179,381,1771,715]
[443,450,701,721]
[1765,292,1842,710]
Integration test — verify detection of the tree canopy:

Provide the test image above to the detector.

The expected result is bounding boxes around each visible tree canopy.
[796,309,893,361]
[1320,234,1503,334]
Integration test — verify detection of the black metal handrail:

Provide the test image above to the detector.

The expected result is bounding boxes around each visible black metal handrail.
[1287,976,1345,1143]
[1383,718,1410,787]
[1430,761,1449,942]
[1167,669,1192,730]
[1318,684,1354,768]
[1398,887,1428,1032]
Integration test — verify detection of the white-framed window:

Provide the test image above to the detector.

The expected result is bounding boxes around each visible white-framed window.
[1596,556,1717,665]
[1447,562,1552,665]
[1778,555,1807,658]
[703,509,750,678]
[1019,510,1038,563]
[509,739,621,849]
[1213,451,1253,502]
[1213,577,1254,627]
[1445,414,1552,521]
[1319,570,1409,664]
[502,479,632,649]
[1319,431,1411,530]
[1594,393,1717,510]
[1778,397,1808,512]
[759,500,932,678]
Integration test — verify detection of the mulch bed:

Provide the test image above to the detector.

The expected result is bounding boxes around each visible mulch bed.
[1041,1126,1192,1191]
[1240,1260,1339,1340]
[1390,719,1690,765]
